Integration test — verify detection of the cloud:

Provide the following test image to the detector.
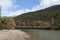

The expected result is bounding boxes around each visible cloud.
[7,9,33,16]
[0,0,16,16]
[1,0,60,16]
[39,0,60,9]
[0,0,15,10]
[11,0,60,16]
[31,0,60,10]
[12,0,60,16]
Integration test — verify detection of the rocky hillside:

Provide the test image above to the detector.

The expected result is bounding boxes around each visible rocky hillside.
[14,5,60,29]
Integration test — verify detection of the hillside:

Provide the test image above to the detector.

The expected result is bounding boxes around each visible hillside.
[14,5,60,29]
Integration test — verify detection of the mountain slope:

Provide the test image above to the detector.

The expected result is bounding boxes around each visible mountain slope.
[15,5,60,29]
[15,5,60,20]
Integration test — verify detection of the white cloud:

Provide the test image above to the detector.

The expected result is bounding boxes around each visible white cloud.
[7,9,33,16]
[12,0,60,16]
[30,0,60,10]
[39,0,60,9]
[0,0,15,10]
[0,0,16,16]
[1,0,60,16]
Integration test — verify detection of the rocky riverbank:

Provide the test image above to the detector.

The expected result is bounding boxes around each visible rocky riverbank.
[0,30,30,40]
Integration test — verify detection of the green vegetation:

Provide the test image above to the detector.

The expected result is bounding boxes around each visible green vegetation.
[0,17,16,30]
[15,5,60,29]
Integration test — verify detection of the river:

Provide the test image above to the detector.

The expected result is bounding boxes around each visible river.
[21,29,60,40]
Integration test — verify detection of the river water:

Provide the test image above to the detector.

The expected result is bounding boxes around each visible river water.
[21,29,60,40]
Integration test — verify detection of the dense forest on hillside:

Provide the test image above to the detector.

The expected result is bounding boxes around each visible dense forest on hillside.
[14,5,60,30]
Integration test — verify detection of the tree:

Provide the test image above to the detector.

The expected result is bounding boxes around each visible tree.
[0,17,16,30]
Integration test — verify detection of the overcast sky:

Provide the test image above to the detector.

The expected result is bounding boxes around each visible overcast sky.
[0,0,60,16]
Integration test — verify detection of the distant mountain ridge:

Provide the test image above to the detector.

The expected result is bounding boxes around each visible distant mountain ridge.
[15,5,60,29]
[15,5,60,20]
